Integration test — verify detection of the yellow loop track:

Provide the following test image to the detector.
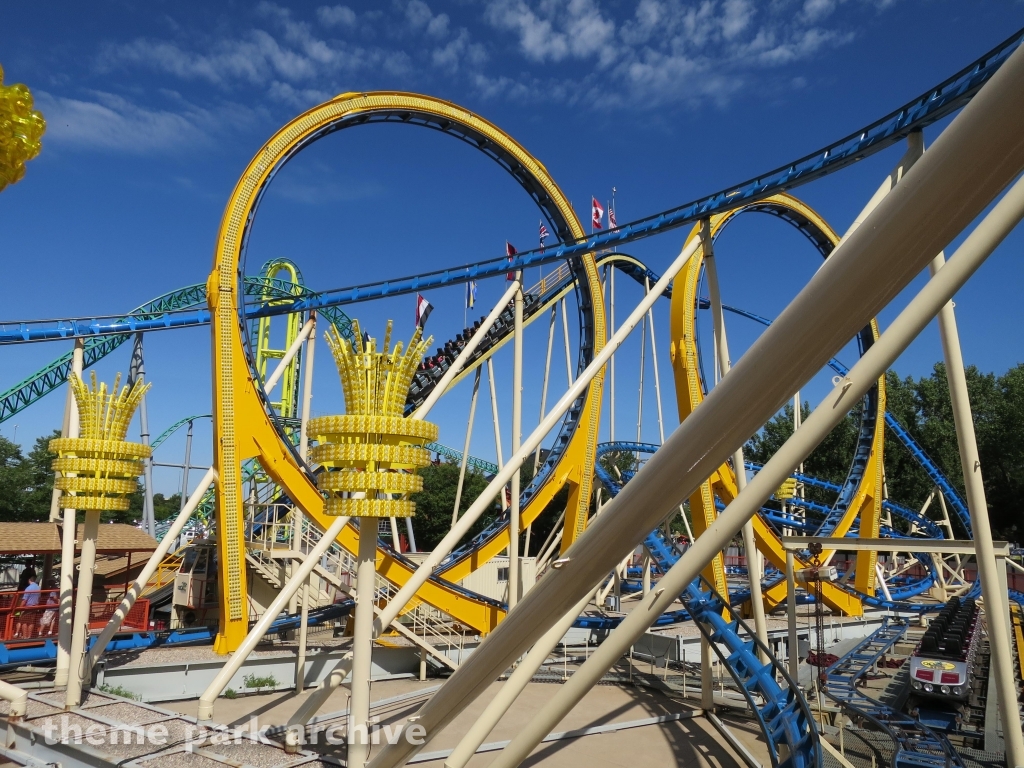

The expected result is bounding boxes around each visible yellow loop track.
[208,91,604,651]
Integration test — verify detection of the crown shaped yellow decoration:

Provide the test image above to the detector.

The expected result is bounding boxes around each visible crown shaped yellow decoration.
[310,320,437,518]
[50,373,152,512]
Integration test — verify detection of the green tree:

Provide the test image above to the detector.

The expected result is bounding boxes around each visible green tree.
[409,461,501,551]
[746,363,1024,542]
[20,431,60,521]
[745,401,860,510]
[0,436,30,521]
[153,493,182,522]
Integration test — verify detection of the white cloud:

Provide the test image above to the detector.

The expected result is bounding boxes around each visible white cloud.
[317,5,357,28]
[406,0,451,38]
[266,81,335,109]
[432,30,488,74]
[802,0,837,23]
[484,0,570,62]
[488,0,865,109]
[34,91,216,153]
[62,0,893,148]
[101,34,318,86]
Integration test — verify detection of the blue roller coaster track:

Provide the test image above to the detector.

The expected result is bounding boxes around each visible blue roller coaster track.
[0,272,354,424]
[590,442,821,768]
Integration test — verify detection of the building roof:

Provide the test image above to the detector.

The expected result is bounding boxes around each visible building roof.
[0,523,158,555]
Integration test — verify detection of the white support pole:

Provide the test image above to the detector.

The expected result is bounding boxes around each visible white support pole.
[54,338,83,688]
[646,276,666,446]
[348,518,377,768]
[452,369,482,526]
[487,358,508,512]
[264,317,314,396]
[509,273,524,609]
[560,298,573,387]
[609,267,616,442]
[786,550,800,683]
[365,55,1024,767]
[48,345,77,524]
[413,281,521,420]
[298,316,317,462]
[929,254,1024,766]
[405,516,418,554]
[482,168,1024,768]
[702,219,770,656]
[66,506,99,707]
[293,318,318,670]
[130,334,156,537]
[636,296,647,449]
[536,509,566,568]
[179,421,194,513]
[534,306,557,475]
[443,589,597,768]
[296,573,310,693]
[86,467,217,674]
[197,514,350,722]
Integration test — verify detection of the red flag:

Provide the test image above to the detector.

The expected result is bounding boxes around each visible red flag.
[592,197,604,230]
[506,241,517,280]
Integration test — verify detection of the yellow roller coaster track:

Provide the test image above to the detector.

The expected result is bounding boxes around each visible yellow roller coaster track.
[669,193,886,617]
[209,92,605,652]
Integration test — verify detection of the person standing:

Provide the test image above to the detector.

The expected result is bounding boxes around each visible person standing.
[14,569,40,638]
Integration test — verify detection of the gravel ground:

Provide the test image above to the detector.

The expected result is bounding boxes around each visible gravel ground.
[33,689,116,707]
[140,752,237,768]
[88,701,173,725]
[197,739,302,767]
[0,698,63,718]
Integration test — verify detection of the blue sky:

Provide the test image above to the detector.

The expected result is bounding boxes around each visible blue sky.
[1,1,1023,496]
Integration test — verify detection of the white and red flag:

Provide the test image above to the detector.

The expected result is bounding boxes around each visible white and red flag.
[506,241,517,280]
[591,197,604,230]
[415,294,433,329]
[608,206,617,228]
[539,221,549,251]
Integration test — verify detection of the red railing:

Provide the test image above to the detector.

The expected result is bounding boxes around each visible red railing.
[0,591,149,642]
[0,588,60,614]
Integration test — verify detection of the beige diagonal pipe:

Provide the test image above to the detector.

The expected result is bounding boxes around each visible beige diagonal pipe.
[367,44,1024,768]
